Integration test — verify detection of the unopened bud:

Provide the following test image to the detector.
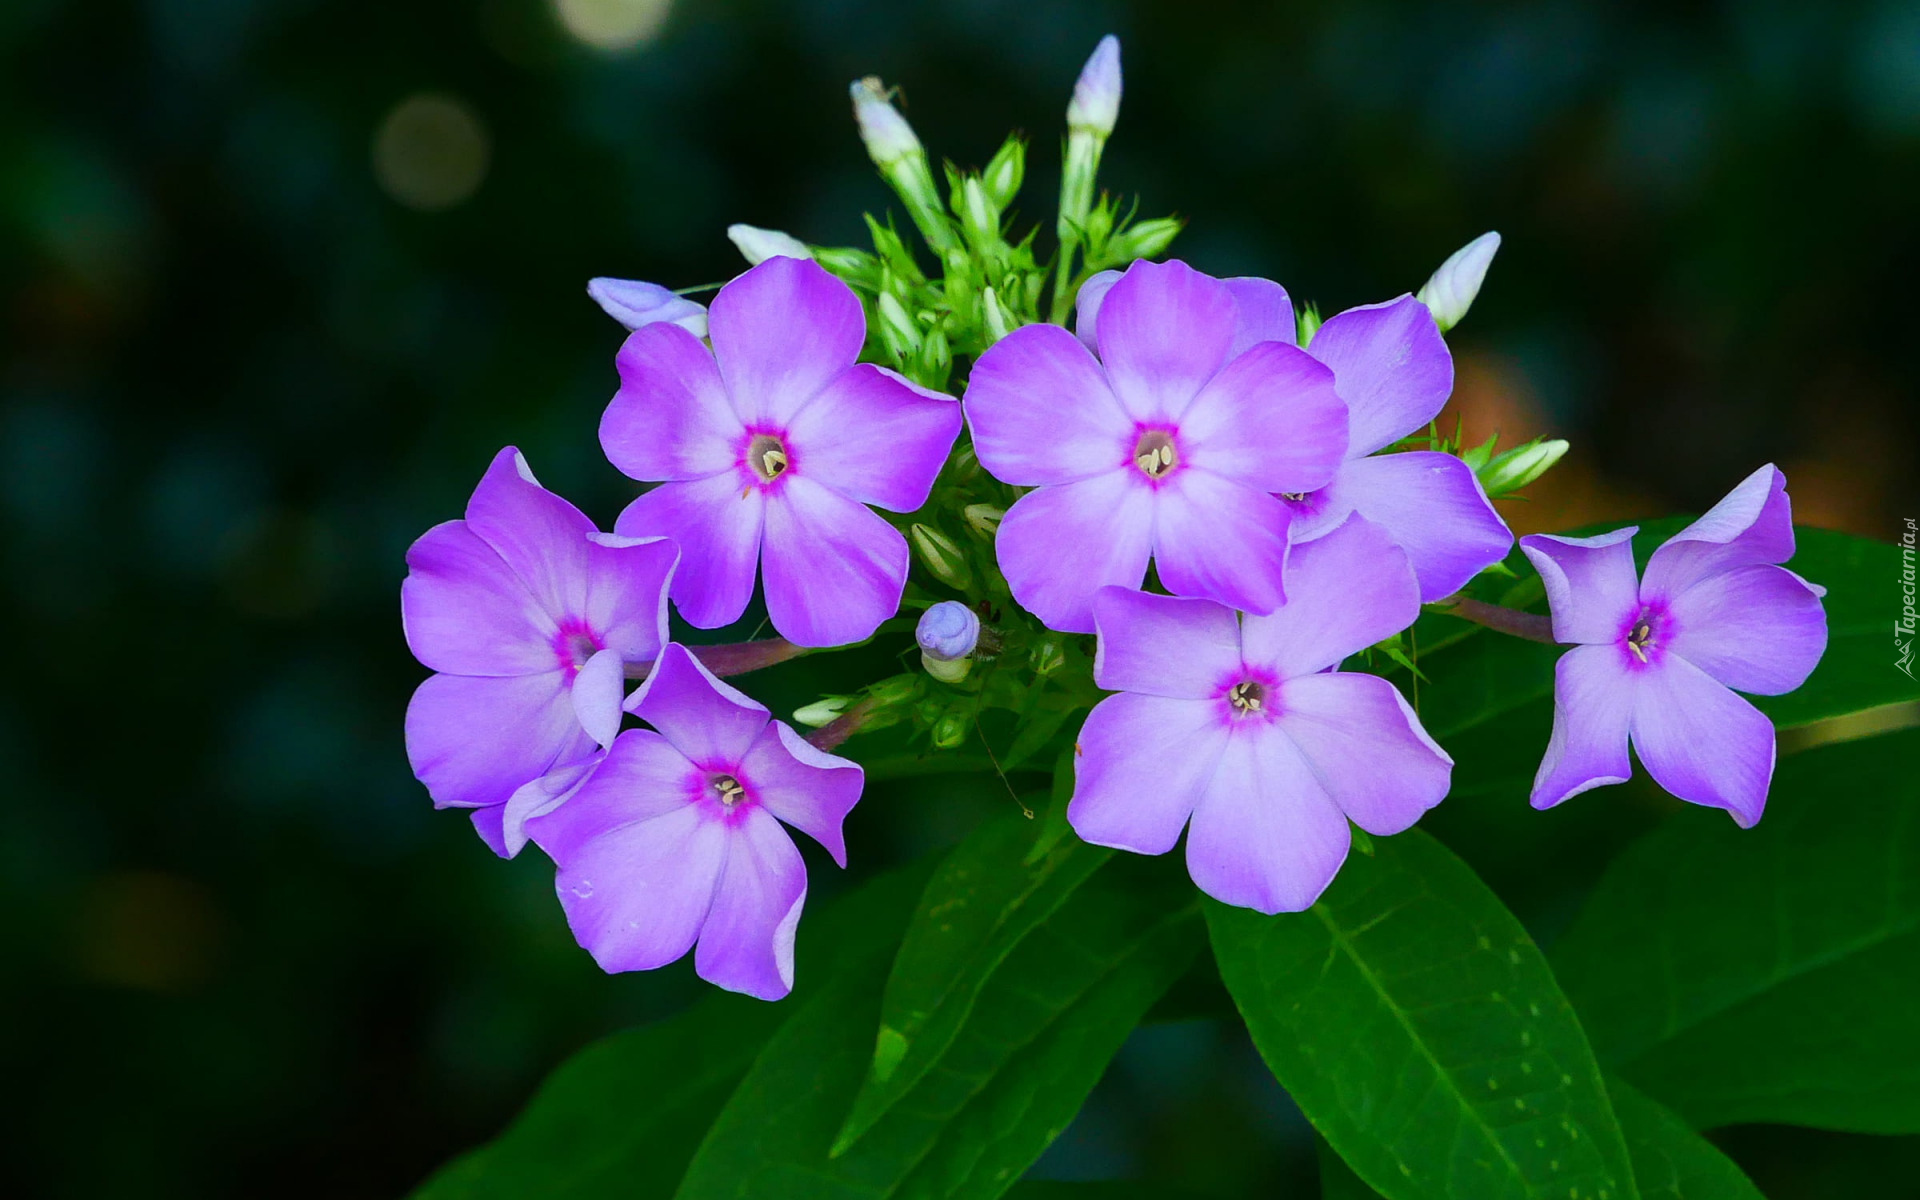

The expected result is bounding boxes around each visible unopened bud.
[727,223,813,266]
[963,503,1004,537]
[931,713,970,749]
[793,696,853,728]
[1067,35,1122,137]
[982,286,1017,344]
[1030,638,1066,677]
[1109,216,1181,263]
[917,327,952,381]
[810,245,881,290]
[917,600,981,661]
[958,176,999,250]
[586,278,708,336]
[850,76,921,167]
[983,135,1025,207]
[1296,302,1323,346]
[1476,437,1568,497]
[910,523,972,591]
[923,653,971,684]
[1417,231,1501,333]
[876,292,922,360]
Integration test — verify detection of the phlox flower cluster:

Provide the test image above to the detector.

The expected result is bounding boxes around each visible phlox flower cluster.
[400,34,1828,1001]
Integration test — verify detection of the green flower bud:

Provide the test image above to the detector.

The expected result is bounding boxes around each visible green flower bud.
[1030,638,1067,677]
[793,696,853,727]
[1477,437,1569,498]
[868,673,921,705]
[1109,215,1181,263]
[876,291,922,360]
[910,523,972,591]
[963,503,1005,538]
[1296,302,1323,345]
[931,713,970,749]
[916,327,952,383]
[922,651,972,684]
[983,135,1026,207]
[959,176,1000,251]
[982,286,1017,345]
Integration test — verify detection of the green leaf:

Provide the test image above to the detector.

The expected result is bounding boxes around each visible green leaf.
[675,855,1200,1200]
[1608,1078,1762,1200]
[410,865,933,1200]
[832,801,1114,1154]
[1551,727,1920,1133]
[1317,1137,1386,1199]
[1003,1184,1219,1199]
[1208,829,1638,1200]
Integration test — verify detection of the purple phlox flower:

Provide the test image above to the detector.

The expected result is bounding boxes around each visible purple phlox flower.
[1069,515,1453,914]
[966,259,1349,634]
[1248,290,1514,603]
[1520,464,1826,827]
[602,256,964,648]
[587,277,709,338]
[402,447,677,857]
[917,600,981,661]
[527,643,863,1000]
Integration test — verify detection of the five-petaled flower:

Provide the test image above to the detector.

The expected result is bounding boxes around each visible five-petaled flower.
[1521,464,1827,827]
[402,447,678,856]
[1068,515,1453,914]
[527,643,863,1000]
[966,259,1349,633]
[602,256,964,648]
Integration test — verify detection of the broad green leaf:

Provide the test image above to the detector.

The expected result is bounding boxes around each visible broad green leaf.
[1608,1079,1762,1200]
[1317,1137,1386,1199]
[1208,829,1637,1200]
[833,795,1113,1154]
[410,865,932,1200]
[676,854,1199,1200]
[1551,728,1920,1133]
[1003,1184,1219,1199]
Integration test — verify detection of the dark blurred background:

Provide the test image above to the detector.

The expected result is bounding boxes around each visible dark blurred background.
[3,0,1915,1196]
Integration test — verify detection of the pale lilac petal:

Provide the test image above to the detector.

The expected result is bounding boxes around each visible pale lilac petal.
[1072,269,1122,351]
[1241,515,1422,677]
[1186,726,1350,915]
[1275,673,1451,834]
[405,670,593,809]
[464,447,596,619]
[1308,295,1453,456]
[626,643,771,770]
[1531,644,1635,809]
[694,807,807,1000]
[401,520,555,676]
[966,323,1130,486]
[1665,563,1828,695]
[1519,527,1641,645]
[500,754,603,858]
[528,730,695,850]
[545,802,727,975]
[1222,276,1295,358]
[1068,693,1229,855]
[1641,464,1796,604]
[995,470,1155,634]
[470,804,509,857]
[1095,260,1236,423]
[587,277,708,336]
[616,473,764,631]
[571,648,626,749]
[602,323,742,482]
[785,363,962,511]
[707,256,865,426]
[1631,654,1777,827]
[1151,471,1294,617]
[1090,586,1243,699]
[1339,451,1514,602]
[1278,478,1355,544]
[1179,341,1346,493]
[579,532,676,662]
[737,720,863,866]
[761,477,909,648]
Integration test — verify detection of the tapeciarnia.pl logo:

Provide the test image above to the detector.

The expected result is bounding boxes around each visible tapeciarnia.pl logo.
[1899,517,1917,679]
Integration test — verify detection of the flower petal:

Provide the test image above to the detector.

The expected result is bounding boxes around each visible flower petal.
[579,532,677,662]
[571,647,626,749]
[1068,693,1228,855]
[761,477,908,648]
[1223,276,1295,358]
[1179,340,1346,493]
[1090,586,1243,699]
[1095,259,1236,423]
[1241,514,1422,678]
[996,471,1155,634]
[1308,295,1453,456]
[402,520,555,676]
[1519,527,1641,646]
[1641,464,1796,604]
[543,801,728,975]
[1072,269,1122,351]
[707,256,865,426]
[1631,653,1776,827]
[464,447,596,620]
[616,472,765,631]
[602,323,742,482]
[500,753,603,858]
[587,277,708,336]
[405,670,593,809]
[786,363,962,511]
[1665,564,1828,695]
[1531,644,1636,810]
[1339,451,1514,602]
[470,804,509,857]
[738,720,863,866]
[1151,471,1294,616]
[529,729,695,849]
[966,323,1130,486]
[1275,673,1451,833]
[694,807,808,1000]
[1185,725,1351,915]
[626,643,772,770]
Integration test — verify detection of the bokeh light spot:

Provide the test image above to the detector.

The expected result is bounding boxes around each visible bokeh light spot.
[371,93,490,212]
[551,0,672,52]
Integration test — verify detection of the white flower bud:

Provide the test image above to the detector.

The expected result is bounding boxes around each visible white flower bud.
[910,523,972,591]
[982,286,1016,345]
[727,223,813,266]
[1417,231,1502,333]
[793,696,853,727]
[1067,36,1122,137]
[585,278,707,336]
[1477,437,1569,497]
[958,176,999,249]
[875,292,922,359]
[850,76,922,167]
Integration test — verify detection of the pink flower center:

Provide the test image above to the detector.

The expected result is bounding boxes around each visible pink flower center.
[552,619,604,678]
[1131,427,1180,481]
